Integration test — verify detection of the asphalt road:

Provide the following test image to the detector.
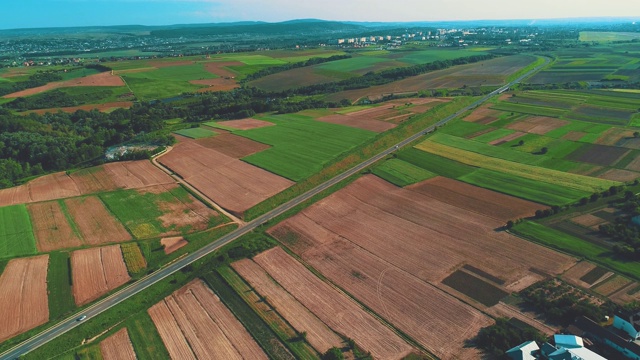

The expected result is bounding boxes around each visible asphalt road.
[0,56,549,360]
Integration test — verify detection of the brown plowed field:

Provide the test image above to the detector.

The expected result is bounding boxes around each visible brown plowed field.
[464,105,502,123]
[100,328,137,360]
[488,131,527,145]
[26,101,134,115]
[407,176,543,222]
[65,196,131,246]
[161,237,188,254]
[28,201,83,252]
[570,214,608,228]
[148,279,267,360]
[194,61,242,92]
[596,128,635,146]
[159,141,293,216]
[103,160,174,189]
[69,167,119,194]
[216,118,275,130]
[598,169,640,182]
[506,116,569,135]
[626,156,640,172]
[71,245,130,306]
[488,302,558,336]
[317,114,396,132]
[567,144,629,167]
[0,255,49,342]
[253,247,413,360]
[301,239,493,359]
[3,72,125,98]
[326,55,535,102]
[270,175,574,292]
[563,131,587,141]
[196,133,270,158]
[0,172,81,207]
[232,258,343,354]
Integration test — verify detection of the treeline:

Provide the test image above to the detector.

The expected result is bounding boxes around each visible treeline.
[273,54,497,96]
[243,54,352,82]
[6,88,115,111]
[475,318,546,359]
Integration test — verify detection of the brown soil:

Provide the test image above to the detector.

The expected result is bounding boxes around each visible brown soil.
[161,237,188,255]
[194,61,242,92]
[65,196,132,246]
[196,133,270,158]
[488,131,527,145]
[159,141,293,217]
[407,176,543,222]
[488,302,559,336]
[28,201,83,252]
[100,328,136,360]
[0,255,49,342]
[317,114,396,133]
[71,245,130,306]
[3,72,125,98]
[464,105,502,123]
[232,258,343,354]
[149,184,221,236]
[506,116,569,135]
[570,214,608,228]
[103,160,174,189]
[69,167,119,195]
[0,172,81,207]
[148,279,267,360]
[26,101,134,115]
[561,261,598,289]
[301,239,494,359]
[594,275,633,296]
[253,247,413,360]
[563,131,588,141]
[598,169,640,182]
[626,156,640,172]
[216,118,275,130]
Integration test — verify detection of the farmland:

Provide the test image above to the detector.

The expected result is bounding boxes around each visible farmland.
[121,63,218,100]
[173,126,217,139]
[0,204,37,258]
[65,196,132,246]
[46,252,75,320]
[71,245,130,305]
[100,328,137,360]
[158,140,294,216]
[148,279,267,360]
[0,255,49,342]
[372,158,437,187]
[239,115,377,181]
[269,175,575,358]
[120,243,147,274]
[28,201,83,252]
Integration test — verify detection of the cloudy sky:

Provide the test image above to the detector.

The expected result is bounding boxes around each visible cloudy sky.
[3,0,640,29]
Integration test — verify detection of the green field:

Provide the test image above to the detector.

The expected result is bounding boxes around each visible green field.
[372,158,437,187]
[100,186,221,239]
[173,127,217,139]
[398,148,476,179]
[126,313,170,360]
[239,115,376,181]
[580,32,640,42]
[513,221,640,280]
[316,56,387,73]
[398,49,487,65]
[47,252,75,320]
[122,64,216,100]
[0,205,37,259]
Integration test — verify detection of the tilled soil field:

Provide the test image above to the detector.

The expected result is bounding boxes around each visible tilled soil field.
[28,201,83,252]
[0,255,49,342]
[253,247,413,360]
[100,328,137,360]
[232,258,343,354]
[65,196,132,246]
[159,141,293,216]
[103,161,174,189]
[148,279,267,360]
[216,118,275,130]
[505,116,570,135]
[161,236,188,255]
[71,245,130,306]
[316,114,396,133]
[196,133,270,158]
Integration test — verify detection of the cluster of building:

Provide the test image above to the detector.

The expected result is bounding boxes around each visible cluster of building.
[508,312,640,360]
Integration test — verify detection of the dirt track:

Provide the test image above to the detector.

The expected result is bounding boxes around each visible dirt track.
[3,72,125,98]
[0,255,49,342]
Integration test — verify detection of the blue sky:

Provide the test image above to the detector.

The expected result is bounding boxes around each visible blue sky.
[3,0,640,30]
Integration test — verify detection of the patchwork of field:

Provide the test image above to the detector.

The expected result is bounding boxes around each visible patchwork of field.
[66,196,132,246]
[159,140,294,216]
[237,114,377,181]
[231,258,343,354]
[100,328,137,360]
[71,245,130,305]
[251,247,414,359]
[195,131,271,158]
[269,175,575,358]
[0,160,174,207]
[27,201,83,252]
[561,261,640,305]
[0,255,49,342]
[326,55,536,102]
[2,72,125,99]
[148,279,267,360]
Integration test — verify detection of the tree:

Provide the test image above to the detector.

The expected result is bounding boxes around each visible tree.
[506,220,515,229]
[634,131,640,138]
[518,140,525,146]
[322,347,344,360]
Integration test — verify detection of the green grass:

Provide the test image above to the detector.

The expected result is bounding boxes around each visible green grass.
[173,127,217,139]
[580,32,640,42]
[0,204,37,259]
[122,64,216,100]
[471,128,516,143]
[239,115,376,181]
[126,313,170,360]
[47,252,76,321]
[398,49,487,65]
[459,169,590,205]
[372,158,437,187]
[317,56,387,73]
[398,147,477,179]
[513,221,640,280]
[59,68,102,81]
[490,102,567,117]
[439,120,491,137]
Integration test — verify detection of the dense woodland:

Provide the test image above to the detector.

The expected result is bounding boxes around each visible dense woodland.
[475,318,546,359]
